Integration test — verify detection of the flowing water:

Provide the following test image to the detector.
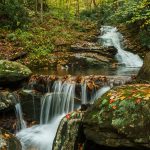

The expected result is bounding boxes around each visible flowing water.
[7,93,26,131]
[81,82,87,104]
[100,26,143,67]
[16,114,64,150]
[17,81,75,150]
[90,86,111,103]
[16,26,143,150]
[15,103,27,131]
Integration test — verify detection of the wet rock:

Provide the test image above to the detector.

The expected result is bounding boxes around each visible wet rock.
[0,128,21,150]
[53,111,84,150]
[71,42,103,51]
[0,60,32,85]
[137,52,150,82]
[71,41,117,58]
[74,52,110,64]
[0,91,16,111]
[83,84,150,149]
[18,89,42,121]
[27,74,132,96]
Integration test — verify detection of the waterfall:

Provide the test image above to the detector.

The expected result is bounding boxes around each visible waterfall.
[16,80,75,150]
[15,103,26,131]
[100,26,143,67]
[40,81,75,124]
[90,86,110,103]
[81,82,87,104]
[7,93,26,131]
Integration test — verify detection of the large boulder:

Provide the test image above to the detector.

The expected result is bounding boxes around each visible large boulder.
[83,84,150,149]
[137,52,150,82]
[0,60,32,85]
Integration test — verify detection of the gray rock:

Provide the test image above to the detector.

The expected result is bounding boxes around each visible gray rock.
[18,89,42,121]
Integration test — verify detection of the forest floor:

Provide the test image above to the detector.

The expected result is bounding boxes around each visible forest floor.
[0,13,149,70]
[0,14,98,69]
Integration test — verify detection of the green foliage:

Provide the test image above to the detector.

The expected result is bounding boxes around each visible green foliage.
[6,27,54,61]
[112,0,150,29]
[80,9,99,21]
[0,0,30,29]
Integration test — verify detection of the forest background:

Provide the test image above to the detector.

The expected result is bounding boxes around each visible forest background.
[0,0,149,67]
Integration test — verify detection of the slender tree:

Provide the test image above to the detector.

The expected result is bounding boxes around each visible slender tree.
[40,0,43,22]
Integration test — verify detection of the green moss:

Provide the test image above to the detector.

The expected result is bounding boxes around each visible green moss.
[0,60,32,82]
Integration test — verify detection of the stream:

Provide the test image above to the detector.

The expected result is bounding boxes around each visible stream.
[15,26,143,150]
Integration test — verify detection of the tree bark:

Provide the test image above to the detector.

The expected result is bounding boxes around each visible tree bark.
[40,0,43,22]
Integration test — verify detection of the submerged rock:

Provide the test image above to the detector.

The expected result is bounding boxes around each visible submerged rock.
[83,84,150,149]
[137,52,150,82]
[0,60,32,85]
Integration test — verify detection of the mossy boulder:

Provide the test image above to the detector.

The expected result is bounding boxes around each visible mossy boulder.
[53,111,84,150]
[0,60,32,84]
[83,84,150,149]
[137,52,150,82]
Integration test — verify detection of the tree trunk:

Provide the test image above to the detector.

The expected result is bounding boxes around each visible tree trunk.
[35,0,38,13]
[92,0,97,8]
[75,0,80,18]
[40,0,43,22]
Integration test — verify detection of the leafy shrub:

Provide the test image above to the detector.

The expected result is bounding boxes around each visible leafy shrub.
[0,0,30,29]
[80,9,98,21]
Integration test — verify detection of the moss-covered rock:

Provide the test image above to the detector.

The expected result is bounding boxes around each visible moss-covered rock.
[53,111,84,150]
[0,60,32,84]
[83,84,150,149]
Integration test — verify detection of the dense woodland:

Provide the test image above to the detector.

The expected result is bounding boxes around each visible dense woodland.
[0,0,149,68]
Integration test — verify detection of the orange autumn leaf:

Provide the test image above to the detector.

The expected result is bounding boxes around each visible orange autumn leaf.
[109,99,115,104]
[120,96,125,100]
[4,133,10,139]
[112,106,117,110]
[136,99,141,104]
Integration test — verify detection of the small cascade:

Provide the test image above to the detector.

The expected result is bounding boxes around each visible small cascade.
[90,86,110,103]
[8,93,26,131]
[40,81,75,124]
[15,103,26,131]
[16,80,75,150]
[16,74,132,150]
[100,26,143,67]
[17,114,64,150]
[81,82,87,104]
